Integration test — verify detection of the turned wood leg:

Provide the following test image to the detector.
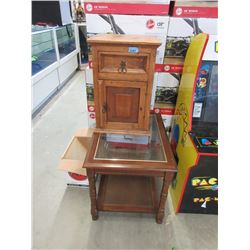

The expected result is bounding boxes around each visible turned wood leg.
[156,173,174,224]
[87,169,98,220]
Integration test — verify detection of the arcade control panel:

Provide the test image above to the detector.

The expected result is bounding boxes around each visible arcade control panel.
[190,132,218,154]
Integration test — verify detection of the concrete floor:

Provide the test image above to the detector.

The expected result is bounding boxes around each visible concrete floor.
[32,70,218,250]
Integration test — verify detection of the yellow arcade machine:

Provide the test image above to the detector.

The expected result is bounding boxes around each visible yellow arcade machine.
[169,33,218,214]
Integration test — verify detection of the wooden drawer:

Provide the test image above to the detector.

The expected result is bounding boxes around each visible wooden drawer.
[58,129,94,175]
[98,51,149,81]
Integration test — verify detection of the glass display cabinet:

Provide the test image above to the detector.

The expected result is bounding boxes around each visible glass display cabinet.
[56,24,76,59]
[31,24,79,115]
[32,29,57,75]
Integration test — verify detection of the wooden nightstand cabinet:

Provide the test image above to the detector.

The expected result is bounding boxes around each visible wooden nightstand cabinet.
[87,34,161,133]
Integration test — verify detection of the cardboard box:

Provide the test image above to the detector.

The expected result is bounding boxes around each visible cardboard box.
[84,73,97,129]
[86,82,94,103]
[171,1,218,18]
[86,14,169,38]
[158,17,217,73]
[150,73,159,110]
[85,66,93,84]
[88,111,96,128]
[84,0,170,15]
[85,82,96,128]
[58,128,94,187]
[86,14,169,64]
[156,57,184,73]
[86,82,95,110]
[152,73,180,115]
[161,36,218,73]
[167,17,217,37]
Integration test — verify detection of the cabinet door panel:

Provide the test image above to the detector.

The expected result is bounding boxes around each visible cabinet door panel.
[106,87,140,123]
[99,80,147,131]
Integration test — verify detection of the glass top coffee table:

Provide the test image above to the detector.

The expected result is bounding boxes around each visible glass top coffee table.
[84,114,177,224]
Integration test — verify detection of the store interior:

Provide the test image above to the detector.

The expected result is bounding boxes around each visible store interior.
[32,1,218,249]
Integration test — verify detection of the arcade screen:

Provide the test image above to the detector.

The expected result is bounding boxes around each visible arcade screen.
[192,61,218,129]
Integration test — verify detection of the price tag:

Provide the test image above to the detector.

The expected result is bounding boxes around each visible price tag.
[128,47,139,53]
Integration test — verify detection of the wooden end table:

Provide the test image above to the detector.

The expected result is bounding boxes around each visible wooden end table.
[84,114,177,224]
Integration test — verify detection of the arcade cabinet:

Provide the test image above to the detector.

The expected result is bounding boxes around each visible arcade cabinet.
[170,33,218,214]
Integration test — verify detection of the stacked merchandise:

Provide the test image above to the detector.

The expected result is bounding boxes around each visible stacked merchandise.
[160,0,217,73]
[85,68,95,127]
[151,72,180,132]
[84,0,171,128]
[154,0,217,132]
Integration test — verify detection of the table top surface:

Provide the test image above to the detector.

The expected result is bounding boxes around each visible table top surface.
[95,115,166,162]
[84,114,177,172]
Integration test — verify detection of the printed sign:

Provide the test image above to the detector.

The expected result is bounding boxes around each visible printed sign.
[193,196,218,203]
[192,176,218,191]
[84,2,170,15]
[193,102,203,118]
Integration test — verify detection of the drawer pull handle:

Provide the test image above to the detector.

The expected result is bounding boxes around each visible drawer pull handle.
[118,60,127,73]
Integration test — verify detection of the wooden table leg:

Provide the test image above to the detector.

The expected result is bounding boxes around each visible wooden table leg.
[87,169,98,220]
[156,173,174,224]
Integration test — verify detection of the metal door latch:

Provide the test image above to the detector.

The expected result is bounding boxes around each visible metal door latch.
[102,103,107,113]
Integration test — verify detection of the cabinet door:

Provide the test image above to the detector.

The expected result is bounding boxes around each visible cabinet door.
[98,80,147,131]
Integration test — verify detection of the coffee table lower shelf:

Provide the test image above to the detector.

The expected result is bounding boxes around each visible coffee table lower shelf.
[97,175,158,213]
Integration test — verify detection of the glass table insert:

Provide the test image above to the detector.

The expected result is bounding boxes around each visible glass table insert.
[94,115,167,162]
